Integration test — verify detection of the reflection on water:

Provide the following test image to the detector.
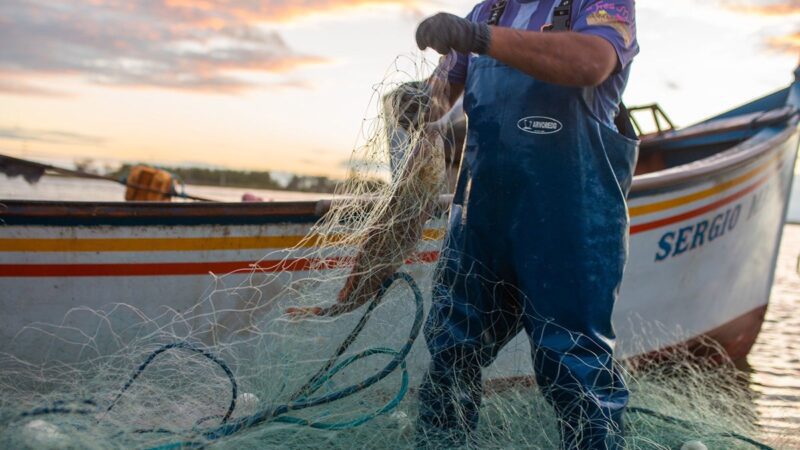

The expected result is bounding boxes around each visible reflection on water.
[0,175,328,202]
[748,224,800,448]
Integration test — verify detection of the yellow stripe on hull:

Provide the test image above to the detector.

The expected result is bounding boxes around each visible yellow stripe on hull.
[629,152,778,217]
[0,229,446,253]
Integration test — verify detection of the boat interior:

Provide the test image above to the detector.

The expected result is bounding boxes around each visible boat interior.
[438,87,798,187]
[632,88,797,176]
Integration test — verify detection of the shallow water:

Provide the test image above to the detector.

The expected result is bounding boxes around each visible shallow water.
[748,224,800,448]
[0,175,328,202]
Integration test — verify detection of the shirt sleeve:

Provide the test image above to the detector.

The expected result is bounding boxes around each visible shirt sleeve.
[572,0,639,71]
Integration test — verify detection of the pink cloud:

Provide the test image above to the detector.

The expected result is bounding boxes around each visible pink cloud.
[0,0,415,94]
[722,0,800,15]
[0,78,71,97]
[722,0,800,55]
[155,0,419,24]
[767,31,800,54]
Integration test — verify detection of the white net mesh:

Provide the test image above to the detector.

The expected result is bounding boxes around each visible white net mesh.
[0,56,788,450]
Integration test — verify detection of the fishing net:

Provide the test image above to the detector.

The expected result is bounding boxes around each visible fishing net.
[0,55,789,450]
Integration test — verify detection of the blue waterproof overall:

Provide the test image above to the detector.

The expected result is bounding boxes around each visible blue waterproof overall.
[417,54,638,449]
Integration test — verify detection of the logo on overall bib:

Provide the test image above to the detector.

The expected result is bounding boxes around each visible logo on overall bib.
[517,116,563,135]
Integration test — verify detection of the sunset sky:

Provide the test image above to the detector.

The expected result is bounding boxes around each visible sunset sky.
[1,0,798,178]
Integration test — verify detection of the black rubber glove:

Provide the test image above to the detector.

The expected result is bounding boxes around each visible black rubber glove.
[415,12,492,55]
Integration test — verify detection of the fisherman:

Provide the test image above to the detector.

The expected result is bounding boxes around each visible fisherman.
[288,0,639,448]
[411,1,639,447]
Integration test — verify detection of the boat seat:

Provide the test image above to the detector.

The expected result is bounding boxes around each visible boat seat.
[640,106,797,150]
[633,106,798,175]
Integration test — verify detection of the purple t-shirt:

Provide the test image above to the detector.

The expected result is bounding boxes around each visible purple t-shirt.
[445,0,638,127]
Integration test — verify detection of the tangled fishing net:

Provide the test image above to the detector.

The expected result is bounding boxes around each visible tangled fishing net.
[0,56,789,449]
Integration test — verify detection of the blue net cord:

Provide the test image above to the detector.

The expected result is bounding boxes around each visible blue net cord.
[194,272,424,443]
[104,341,239,424]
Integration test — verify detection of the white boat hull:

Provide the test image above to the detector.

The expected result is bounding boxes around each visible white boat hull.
[1,129,797,380]
[3,75,800,384]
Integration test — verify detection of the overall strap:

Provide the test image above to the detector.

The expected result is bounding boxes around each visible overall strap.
[487,0,508,26]
[489,0,573,30]
[483,0,634,137]
[545,0,574,32]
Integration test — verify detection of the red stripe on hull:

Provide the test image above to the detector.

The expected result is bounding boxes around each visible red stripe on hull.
[0,251,440,277]
[0,163,783,278]
[630,173,772,234]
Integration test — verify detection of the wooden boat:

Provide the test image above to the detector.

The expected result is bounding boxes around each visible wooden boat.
[1,68,799,377]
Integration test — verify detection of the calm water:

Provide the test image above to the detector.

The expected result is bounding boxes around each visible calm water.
[751,224,800,447]
[0,176,328,202]
[2,176,800,447]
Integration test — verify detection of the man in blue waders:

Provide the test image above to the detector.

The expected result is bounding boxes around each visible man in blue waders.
[288,0,639,448]
[412,1,639,448]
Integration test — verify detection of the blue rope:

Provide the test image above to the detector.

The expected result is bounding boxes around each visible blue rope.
[19,342,238,425]
[191,272,424,444]
[120,272,424,450]
[105,341,238,424]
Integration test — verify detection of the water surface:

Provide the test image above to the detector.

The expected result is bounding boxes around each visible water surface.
[750,224,800,448]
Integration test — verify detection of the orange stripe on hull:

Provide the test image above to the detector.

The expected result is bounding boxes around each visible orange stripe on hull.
[628,150,781,217]
[0,154,783,254]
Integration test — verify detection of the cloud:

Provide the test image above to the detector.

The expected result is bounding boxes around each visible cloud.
[0,79,70,97]
[0,126,106,146]
[767,31,800,53]
[721,0,800,15]
[721,0,800,55]
[146,0,419,24]
[267,78,316,90]
[0,0,419,93]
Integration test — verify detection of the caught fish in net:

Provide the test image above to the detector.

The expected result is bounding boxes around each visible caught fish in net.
[0,55,789,450]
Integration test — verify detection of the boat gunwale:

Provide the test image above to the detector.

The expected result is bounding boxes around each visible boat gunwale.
[630,119,798,195]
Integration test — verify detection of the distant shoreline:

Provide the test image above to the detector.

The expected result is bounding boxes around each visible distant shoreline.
[108,163,344,194]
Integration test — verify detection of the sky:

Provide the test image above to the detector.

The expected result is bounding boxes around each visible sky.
[0,0,798,178]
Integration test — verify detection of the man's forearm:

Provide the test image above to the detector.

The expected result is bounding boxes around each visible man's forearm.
[487,28,617,87]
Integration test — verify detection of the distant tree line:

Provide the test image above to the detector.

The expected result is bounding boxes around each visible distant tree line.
[108,163,386,194]
[284,174,339,193]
